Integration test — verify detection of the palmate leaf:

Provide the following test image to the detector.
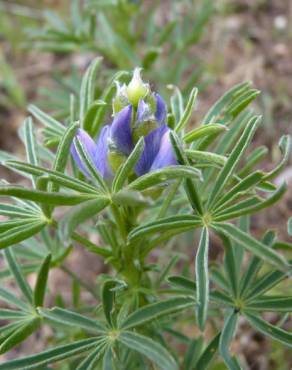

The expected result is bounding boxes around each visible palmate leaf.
[244,312,292,348]
[0,337,100,369]
[118,331,178,370]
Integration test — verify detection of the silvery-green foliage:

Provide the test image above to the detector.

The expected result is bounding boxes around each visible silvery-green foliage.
[0,62,291,370]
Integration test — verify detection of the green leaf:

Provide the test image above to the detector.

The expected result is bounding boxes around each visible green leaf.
[195,227,209,331]
[175,87,198,132]
[207,115,261,208]
[127,165,201,192]
[219,310,241,370]
[23,117,39,187]
[4,248,33,304]
[128,215,201,243]
[120,297,195,330]
[186,150,226,167]
[170,131,203,215]
[0,287,30,312]
[51,122,79,193]
[167,275,196,293]
[239,230,275,297]
[214,183,287,221]
[39,307,106,333]
[102,347,114,370]
[118,331,178,370]
[0,203,36,218]
[28,104,65,134]
[83,100,107,134]
[213,171,265,212]
[0,220,47,249]
[76,339,107,370]
[0,185,96,205]
[263,135,291,181]
[244,312,292,347]
[0,337,99,369]
[202,82,251,124]
[222,235,238,298]
[244,270,287,301]
[112,137,144,192]
[195,332,220,370]
[213,223,288,269]
[183,124,227,144]
[6,160,98,194]
[0,309,28,320]
[102,280,116,327]
[0,317,40,354]
[74,135,107,190]
[60,197,110,241]
[80,57,102,123]
[34,254,51,307]
[245,296,292,312]
[169,85,184,124]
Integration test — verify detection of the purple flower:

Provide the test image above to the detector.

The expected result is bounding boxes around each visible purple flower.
[71,70,177,181]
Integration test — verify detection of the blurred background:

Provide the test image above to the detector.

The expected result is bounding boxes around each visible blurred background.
[0,0,291,368]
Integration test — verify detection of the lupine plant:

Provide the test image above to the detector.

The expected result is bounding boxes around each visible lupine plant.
[0,61,291,369]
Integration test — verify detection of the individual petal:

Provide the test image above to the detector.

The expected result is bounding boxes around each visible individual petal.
[136,99,152,124]
[94,125,113,179]
[110,105,133,155]
[154,93,167,124]
[70,129,97,177]
[150,128,177,171]
[135,124,168,176]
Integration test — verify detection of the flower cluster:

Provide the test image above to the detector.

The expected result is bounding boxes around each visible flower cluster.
[71,68,177,180]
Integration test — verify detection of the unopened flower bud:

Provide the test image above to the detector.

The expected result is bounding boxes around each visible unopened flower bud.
[126,68,149,106]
